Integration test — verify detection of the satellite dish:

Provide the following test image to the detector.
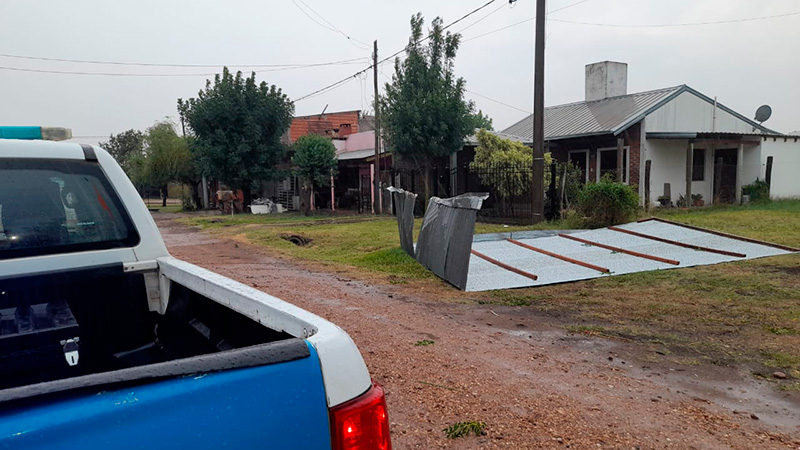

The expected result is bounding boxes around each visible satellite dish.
[754,105,772,123]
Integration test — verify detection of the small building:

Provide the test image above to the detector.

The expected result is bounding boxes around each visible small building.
[264,109,373,211]
[286,109,361,143]
[457,61,799,207]
[333,130,391,212]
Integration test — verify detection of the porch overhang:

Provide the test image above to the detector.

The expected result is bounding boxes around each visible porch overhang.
[646,131,777,145]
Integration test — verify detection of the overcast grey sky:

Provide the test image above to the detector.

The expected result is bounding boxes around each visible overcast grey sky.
[1,0,798,144]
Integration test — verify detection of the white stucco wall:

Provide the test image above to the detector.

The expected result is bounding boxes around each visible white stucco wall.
[643,139,766,206]
[644,139,713,205]
[645,91,759,134]
[760,138,800,198]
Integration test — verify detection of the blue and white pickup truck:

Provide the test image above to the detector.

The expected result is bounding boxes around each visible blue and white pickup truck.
[0,135,391,449]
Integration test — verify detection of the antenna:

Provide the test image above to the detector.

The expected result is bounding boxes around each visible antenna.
[754,105,772,123]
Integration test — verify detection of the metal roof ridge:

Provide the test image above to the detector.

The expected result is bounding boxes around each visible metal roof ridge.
[501,85,686,133]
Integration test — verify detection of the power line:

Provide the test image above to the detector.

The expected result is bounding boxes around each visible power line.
[0,53,368,68]
[456,2,507,34]
[291,0,370,49]
[550,10,800,28]
[548,0,593,14]
[464,7,800,42]
[294,0,500,102]
[462,0,591,43]
[0,57,370,77]
[466,89,531,114]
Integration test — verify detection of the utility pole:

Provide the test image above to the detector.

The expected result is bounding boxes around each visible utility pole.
[373,40,382,214]
[531,0,546,224]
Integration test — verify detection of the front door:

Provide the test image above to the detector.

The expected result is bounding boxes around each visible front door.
[713,148,738,204]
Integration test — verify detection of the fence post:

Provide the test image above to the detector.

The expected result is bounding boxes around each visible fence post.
[765,155,773,192]
[548,162,557,220]
[685,142,693,207]
[559,164,567,218]
[616,137,624,182]
[644,159,651,212]
[713,156,723,205]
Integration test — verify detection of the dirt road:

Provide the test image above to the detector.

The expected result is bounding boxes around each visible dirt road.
[156,215,800,449]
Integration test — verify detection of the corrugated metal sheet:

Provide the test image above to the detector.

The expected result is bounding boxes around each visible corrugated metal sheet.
[463,220,794,291]
[502,86,684,142]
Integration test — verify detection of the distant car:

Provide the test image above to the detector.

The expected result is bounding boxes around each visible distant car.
[0,138,391,449]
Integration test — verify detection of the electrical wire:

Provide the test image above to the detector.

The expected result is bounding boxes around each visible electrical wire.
[466,89,531,114]
[550,10,800,28]
[0,53,368,69]
[463,6,800,42]
[294,0,500,102]
[291,0,370,49]
[456,2,507,34]
[0,57,370,77]
[462,0,592,42]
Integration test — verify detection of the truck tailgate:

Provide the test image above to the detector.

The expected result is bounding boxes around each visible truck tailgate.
[0,342,331,449]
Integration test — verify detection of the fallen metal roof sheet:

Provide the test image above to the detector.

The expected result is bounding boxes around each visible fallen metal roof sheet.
[463,219,795,292]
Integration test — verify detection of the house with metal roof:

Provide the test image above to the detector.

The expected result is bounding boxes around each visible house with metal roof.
[457,61,799,207]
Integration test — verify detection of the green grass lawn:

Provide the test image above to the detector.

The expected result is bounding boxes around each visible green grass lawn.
[180,212,538,281]
[180,201,800,382]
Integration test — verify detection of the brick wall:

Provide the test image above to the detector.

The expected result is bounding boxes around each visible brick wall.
[289,110,360,143]
[624,122,642,186]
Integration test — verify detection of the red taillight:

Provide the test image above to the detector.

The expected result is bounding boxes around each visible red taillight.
[329,382,391,450]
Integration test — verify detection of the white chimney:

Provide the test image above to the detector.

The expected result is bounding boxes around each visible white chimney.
[585,61,628,101]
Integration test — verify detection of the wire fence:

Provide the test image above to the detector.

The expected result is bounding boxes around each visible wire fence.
[464,161,584,221]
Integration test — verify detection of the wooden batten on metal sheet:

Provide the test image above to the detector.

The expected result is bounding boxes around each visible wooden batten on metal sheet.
[608,226,746,258]
[506,238,611,273]
[637,217,800,252]
[558,233,680,265]
[470,250,539,281]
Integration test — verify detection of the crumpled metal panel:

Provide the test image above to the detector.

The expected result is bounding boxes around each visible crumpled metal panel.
[415,193,489,290]
[387,187,417,257]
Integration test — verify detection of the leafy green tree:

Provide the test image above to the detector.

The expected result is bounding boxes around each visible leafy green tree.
[468,110,493,131]
[292,134,338,214]
[178,68,294,206]
[100,129,145,180]
[145,122,193,207]
[470,129,551,215]
[381,13,476,206]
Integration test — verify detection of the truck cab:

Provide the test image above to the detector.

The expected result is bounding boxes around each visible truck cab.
[0,138,391,449]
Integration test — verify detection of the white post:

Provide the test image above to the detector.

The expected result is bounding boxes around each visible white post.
[735,144,744,204]
[310,181,315,211]
[201,175,209,209]
[330,174,335,212]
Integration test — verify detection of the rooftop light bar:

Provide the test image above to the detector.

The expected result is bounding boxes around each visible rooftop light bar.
[0,126,72,141]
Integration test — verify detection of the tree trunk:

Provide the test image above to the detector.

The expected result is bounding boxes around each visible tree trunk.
[190,181,202,210]
[161,185,168,207]
[310,181,315,212]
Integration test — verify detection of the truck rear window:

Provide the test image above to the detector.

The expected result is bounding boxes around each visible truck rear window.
[0,159,139,260]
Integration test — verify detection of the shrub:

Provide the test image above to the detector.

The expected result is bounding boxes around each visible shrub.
[577,177,639,227]
[742,179,770,202]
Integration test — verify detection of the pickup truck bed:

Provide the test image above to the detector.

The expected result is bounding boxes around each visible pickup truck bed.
[0,138,391,449]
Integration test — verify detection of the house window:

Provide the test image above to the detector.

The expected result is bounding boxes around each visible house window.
[597,147,629,183]
[692,148,705,181]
